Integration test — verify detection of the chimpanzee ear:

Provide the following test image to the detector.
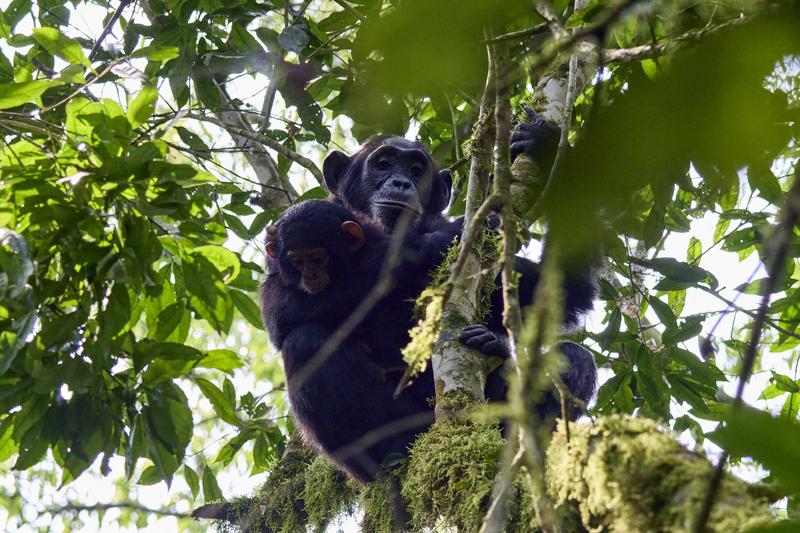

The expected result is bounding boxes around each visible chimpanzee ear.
[323,151,351,193]
[340,221,365,252]
[266,225,279,258]
[428,169,452,213]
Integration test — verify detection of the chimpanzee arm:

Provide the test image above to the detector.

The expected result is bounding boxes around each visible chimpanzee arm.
[280,324,401,482]
[281,321,435,483]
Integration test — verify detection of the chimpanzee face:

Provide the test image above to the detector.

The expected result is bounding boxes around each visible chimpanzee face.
[322,136,452,232]
[363,138,435,227]
[284,246,331,294]
[265,203,365,295]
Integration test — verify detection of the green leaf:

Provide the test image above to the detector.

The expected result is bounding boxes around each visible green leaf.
[194,377,239,425]
[648,296,676,332]
[564,0,604,28]
[646,257,709,283]
[771,371,800,394]
[597,308,621,349]
[182,255,233,332]
[0,418,16,462]
[781,392,800,422]
[202,465,224,502]
[711,406,800,493]
[231,289,263,329]
[142,383,193,486]
[154,303,185,342]
[687,237,702,264]
[184,465,200,500]
[190,246,240,284]
[13,418,49,470]
[669,348,724,386]
[132,45,181,61]
[137,465,163,485]
[32,27,90,67]
[662,316,703,345]
[213,431,252,466]
[193,65,220,111]
[176,126,210,153]
[0,80,61,109]
[197,349,243,374]
[128,86,158,128]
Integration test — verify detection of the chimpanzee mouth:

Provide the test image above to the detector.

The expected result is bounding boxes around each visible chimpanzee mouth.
[374,200,421,214]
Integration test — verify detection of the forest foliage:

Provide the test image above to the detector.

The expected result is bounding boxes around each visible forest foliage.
[1,0,800,530]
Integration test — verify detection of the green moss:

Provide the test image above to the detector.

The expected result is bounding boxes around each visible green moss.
[402,288,446,376]
[546,416,773,532]
[437,390,477,412]
[303,455,359,532]
[359,469,407,533]
[475,228,502,323]
[247,441,315,533]
[402,418,535,532]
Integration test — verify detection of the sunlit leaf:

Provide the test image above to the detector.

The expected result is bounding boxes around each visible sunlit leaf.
[32,27,90,67]
[711,407,800,493]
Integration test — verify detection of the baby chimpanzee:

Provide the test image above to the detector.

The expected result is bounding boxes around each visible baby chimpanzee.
[261,200,438,482]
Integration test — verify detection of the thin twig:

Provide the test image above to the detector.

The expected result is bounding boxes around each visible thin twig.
[485,23,548,44]
[492,41,522,341]
[331,0,366,21]
[696,284,800,341]
[534,0,568,41]
[89,0,132,61]
[480,436,525,533]
[40,60,120,114]
[48,501,191,519]
[600,15,747,64]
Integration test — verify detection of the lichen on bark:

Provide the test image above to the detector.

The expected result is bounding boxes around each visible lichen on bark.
[546,416,774,533]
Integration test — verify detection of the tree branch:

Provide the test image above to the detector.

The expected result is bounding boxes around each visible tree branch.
[187,112,323,191]
[48,501,191,519]
[89,0,132,61]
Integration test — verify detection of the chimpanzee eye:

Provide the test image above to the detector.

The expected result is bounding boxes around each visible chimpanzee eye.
[377,159,391,171]
[410,165,424,177]
[289,256,304,270]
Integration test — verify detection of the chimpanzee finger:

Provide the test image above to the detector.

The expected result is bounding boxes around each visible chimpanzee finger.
[460,324,490,335]
[458,327,493,345]
[466,333,497,348]
[511,128,532,143]
[481,339,506,358]
[510,141,534,163]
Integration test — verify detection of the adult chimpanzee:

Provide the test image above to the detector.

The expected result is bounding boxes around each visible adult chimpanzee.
[262,200,439,482]
[322,112,597,389]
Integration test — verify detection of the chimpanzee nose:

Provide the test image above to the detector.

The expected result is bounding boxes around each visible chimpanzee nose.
[390,177,412,190]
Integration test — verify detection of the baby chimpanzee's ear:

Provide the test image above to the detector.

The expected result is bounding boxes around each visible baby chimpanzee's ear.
[340,221,365,252]
[266,225,279,258]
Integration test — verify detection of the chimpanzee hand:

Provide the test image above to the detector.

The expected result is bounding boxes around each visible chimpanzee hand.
[458,324,511,359]
[510,108,560,165]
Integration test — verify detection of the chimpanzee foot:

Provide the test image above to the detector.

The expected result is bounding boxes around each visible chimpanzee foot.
[458,324,511,359]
